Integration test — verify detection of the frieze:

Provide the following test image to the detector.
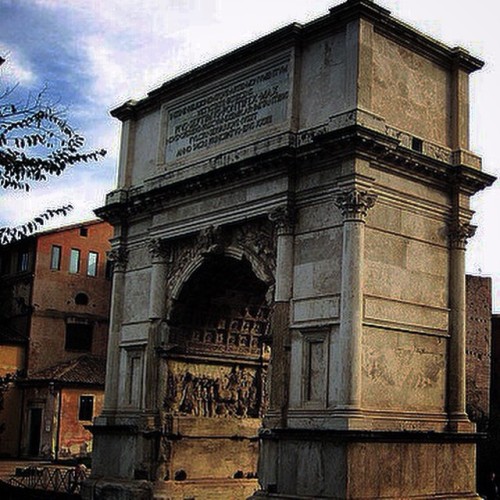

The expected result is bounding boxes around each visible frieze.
[426,142,452,163]
[296,124,328,148]
[385,124,454,164]
[164,365,268,418]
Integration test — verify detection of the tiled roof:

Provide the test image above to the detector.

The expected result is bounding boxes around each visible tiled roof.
[27,355,106,386]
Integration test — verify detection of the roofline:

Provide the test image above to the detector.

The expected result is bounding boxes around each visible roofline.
[110,0,483,122]
[33,218,107,238]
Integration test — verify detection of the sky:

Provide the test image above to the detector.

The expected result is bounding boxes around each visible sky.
[0,0,499,307]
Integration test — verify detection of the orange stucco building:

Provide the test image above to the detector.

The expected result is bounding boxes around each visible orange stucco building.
[0,220,112,459]
[0,327,26,457]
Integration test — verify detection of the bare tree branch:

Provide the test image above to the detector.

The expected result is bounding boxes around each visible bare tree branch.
[0,59,106,244]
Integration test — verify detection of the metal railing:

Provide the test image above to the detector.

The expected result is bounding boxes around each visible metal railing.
[8,466,88,494]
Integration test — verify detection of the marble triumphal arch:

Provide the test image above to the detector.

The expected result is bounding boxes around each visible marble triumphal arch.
[85,1,494,499]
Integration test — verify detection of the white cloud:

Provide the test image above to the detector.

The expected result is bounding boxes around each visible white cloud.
[0,44,36,86]
[29,0,338,107]
[4,0,500,309]
[0,166,114,230]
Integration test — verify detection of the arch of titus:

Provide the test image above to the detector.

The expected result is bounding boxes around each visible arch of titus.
[85,1,495,498]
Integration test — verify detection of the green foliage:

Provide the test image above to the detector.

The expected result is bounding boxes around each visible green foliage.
[0,67,106,244]
[0,205,74,244]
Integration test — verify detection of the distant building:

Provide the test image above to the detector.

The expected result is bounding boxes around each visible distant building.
[0,220,112,459]
[491,315,500,414]
[465,275,492,430]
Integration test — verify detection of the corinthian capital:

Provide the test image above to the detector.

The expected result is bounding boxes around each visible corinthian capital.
[107,247,128,272]
[269,205,295,235]
[335,188,377,221]
[148,238,172,263]
[449,222,476,250]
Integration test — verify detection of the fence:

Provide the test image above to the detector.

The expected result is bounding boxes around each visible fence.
[8,466,87,495]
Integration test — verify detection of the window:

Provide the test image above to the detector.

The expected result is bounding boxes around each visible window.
[80,227,88,237]
[69,249,80,274]
[65,322,93,351]
[50,245,61,270]
[79,395,94,421]
[18,251,29,272]
[75,293,89,306]
[87,251,98,277]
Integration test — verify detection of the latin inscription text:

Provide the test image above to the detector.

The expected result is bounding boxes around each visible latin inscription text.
[165,62,290,161]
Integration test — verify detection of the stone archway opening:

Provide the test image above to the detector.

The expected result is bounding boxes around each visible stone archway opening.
[170,255,270,366]
[159,254,271,491]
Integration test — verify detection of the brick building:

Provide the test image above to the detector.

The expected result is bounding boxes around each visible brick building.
[0,220,112,459]
[491,315,500,407]
[465,275,492,430]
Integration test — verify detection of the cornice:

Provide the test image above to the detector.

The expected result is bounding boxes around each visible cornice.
[96,145,295,223]
[96,123,494,224]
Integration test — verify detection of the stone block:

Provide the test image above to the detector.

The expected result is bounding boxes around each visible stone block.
[362,326,446,413]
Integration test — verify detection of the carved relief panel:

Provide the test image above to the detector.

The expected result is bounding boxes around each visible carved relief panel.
[164,361,267,418]
[158,217,276,420]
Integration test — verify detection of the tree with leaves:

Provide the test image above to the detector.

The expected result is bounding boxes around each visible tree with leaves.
[0,59,106,244]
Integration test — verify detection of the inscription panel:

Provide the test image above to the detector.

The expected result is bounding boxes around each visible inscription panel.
[165,59,290,162]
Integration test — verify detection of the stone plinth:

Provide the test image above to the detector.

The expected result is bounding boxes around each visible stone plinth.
[254,430,480,499]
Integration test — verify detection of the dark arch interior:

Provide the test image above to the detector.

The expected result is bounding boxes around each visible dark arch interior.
[169,255,270,356]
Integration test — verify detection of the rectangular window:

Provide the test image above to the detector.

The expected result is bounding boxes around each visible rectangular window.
[65,323,93,351]
[87,251,98,277]
[18,251,29,272]
[69,248,80,274]
[79,395,94,421]
[50,245,61,270]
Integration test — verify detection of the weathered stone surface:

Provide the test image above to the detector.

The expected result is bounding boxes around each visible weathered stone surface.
[82,479,153,500]
[362,326,446,413]
[90,0,494,498]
